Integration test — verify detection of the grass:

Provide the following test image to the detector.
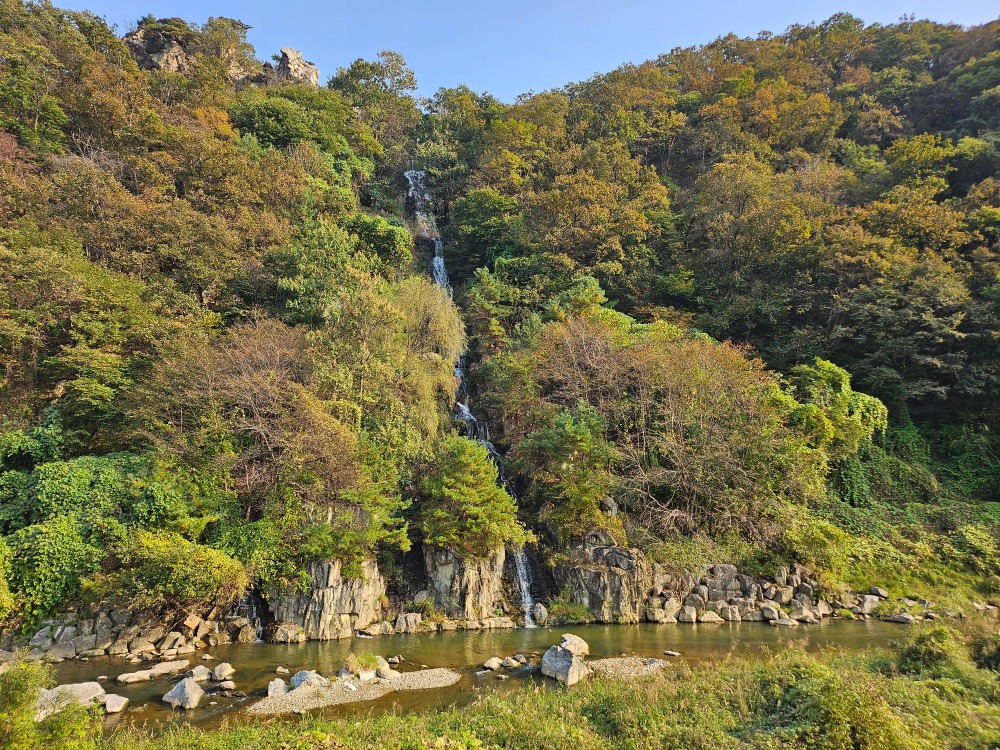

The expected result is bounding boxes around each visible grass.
[5,619,999,750]
[346,651,380,674]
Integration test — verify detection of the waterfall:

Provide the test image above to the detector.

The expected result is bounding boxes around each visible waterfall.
[405,166,536,629]
[231,593,264,643]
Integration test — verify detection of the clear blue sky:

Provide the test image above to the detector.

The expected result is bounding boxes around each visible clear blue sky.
[61,0,1000,102]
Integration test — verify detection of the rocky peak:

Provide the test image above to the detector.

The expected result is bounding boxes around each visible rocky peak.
[275,48,320,86]
[123,19,192,74]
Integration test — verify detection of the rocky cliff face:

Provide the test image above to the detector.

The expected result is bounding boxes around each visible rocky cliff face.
[553,532,652,623]
[275,48,320,86]
[266,559,385,640]
[123,26,189,73]
[423,547,507,620]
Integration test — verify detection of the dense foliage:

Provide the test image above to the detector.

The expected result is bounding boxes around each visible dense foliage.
[1,0,1000,625]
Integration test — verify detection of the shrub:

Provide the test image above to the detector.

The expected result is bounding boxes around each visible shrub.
[108,531,249,611]
[896,624,971,677]
[346,651,379,674]
[0,658,97,750]
[0,538,14,619]
[5,516,101,623]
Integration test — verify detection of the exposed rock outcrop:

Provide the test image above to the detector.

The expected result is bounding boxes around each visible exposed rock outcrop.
[553,533,651,623]
[123,24,189,73]
[424,547,506,621]
[275,48,320,86]
[267,559,385,640]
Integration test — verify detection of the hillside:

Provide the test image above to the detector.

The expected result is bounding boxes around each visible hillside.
[0,1,999,642]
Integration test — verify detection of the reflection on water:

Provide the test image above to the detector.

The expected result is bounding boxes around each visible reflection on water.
[50,619,901,730]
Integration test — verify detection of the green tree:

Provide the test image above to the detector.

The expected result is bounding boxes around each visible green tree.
[419,436,532,558]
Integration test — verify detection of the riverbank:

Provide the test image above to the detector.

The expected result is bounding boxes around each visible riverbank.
[8,618,998,750]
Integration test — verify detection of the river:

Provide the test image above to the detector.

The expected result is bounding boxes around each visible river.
[51,619,902,729]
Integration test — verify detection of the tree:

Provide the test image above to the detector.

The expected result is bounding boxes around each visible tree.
[418,436,531,558]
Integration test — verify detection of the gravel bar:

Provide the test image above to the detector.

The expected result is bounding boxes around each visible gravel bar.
[247,668,461,715]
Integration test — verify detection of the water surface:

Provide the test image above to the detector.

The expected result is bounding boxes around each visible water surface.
[49,619,902,730]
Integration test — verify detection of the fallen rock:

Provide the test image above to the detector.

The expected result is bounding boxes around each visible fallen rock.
[162,678,204,710]
[187,665,212,682]
[558,633,590,656]
[698,611,725,624]
[212,662,235,681]
[483,657,503,671]
[268,678,288,697]
[677,606,698,623]
[870,586,889,599]
[117,660,189,684]
[540,645,592,686]
[886,611,918,624]
[290,670,330,689]
[276,666,290,674]
[103,694,128,714]
[501,656,520,669]
[35,681,105,720]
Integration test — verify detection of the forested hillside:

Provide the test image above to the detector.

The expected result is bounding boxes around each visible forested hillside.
[1,0,999,630]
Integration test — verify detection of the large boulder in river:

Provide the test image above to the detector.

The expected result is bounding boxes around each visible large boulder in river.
[266,559,386,640]
[551,532,652,623]
[424,546,507,621]
[35,682,105,720]
[558,633,590,657]
[162,678,204,710]
[541,645,593,686]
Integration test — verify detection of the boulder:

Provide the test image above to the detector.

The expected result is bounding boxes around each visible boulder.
[483,657,503,670]
[187,665,212,682]
[212,662,235,681]
[533,602,549,625]
[761,605,782,622]
[540,645,592,686]
[267,678,288,697]
[501,656,520,669]
[677,606,698,623]
[870,586,889,599]
[559,633,590,657]
[162,678,204,710]
[103,694,128,714]
[698,611,725,624]
[117,660,189,684]
[394,613,422,634]
[35,681,105,720]
[886,611,918,624]
[683,593,707,610]
[853,595,881,615]
[46,642,75,659]
[290,670,330,689]
[719,605,742,622]
[266,559,386,641]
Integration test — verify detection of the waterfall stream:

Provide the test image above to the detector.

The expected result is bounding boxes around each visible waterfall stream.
[405,167,536,628]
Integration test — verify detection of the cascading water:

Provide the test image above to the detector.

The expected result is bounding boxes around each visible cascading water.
[230,593,264,643]
[405,166,536,628]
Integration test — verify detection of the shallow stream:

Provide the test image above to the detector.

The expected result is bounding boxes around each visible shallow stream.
[50,619,902,729]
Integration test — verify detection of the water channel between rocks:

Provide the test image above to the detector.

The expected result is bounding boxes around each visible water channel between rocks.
[51,620,902,730]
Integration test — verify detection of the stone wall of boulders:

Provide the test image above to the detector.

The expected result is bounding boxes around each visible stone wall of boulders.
[551,532,651,623]
[0,603,259,665]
